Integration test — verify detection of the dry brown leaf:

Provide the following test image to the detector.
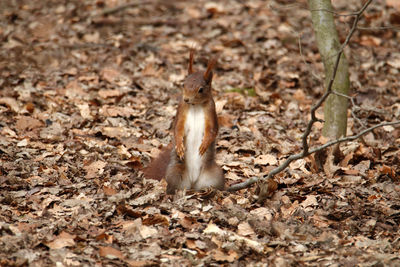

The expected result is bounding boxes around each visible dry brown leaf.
[101,68,121,83]
[250,207,273,221]
[354,160,370,176]
[257,179,278,201]
[98,246,125,260]
[46,231,76,249]
[213,249,238,262]
[237,222,255,237]
[101,68,131,86]
[218,113,234,128]
[359,35,382,47]
[98,89,123,98]
[76,103,93,120]
[281,201,299,219]
[186,239,197,250]
[323,147,341,177]
[117,145,132,159]
[0,97,20,113]
[142,214,170,227]
[125,260,158,267]
[121,219,143,233]
[65,80,88,98]
[139,225,158,239]
[186,7,202,18]
[225,171,241,181]
[340,152,354,167]
[103,185,117,196]
[311,213,330,228]
[16,139,28,147]
[386,0,400,11]
[129,179,165,206]
[380,164,396,179]
[300,195,318,209]
[15,116,43,132]
[180,216,199,230]
[101,106,141,117]
[205,2,225,14]
[204,223,264,253]
[96,232,113,244]
[102,126,130,139]
[254,154,278,166]
[83,31,99,43]
[40,123,64,140]
[293,89,307,103]
[215,99,228,113]
[142,63,162,76]
[84,160,107,179]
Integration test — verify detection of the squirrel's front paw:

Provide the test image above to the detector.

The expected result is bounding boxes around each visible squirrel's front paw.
[199,142,207,156]
[176,142,185,160]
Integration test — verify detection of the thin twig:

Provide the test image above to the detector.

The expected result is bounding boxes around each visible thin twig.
[333,91,366,128]
[297,32,321,80]
[309,8,360,17]
[94,0,154,17]
[228,0,374,192]
[358,25,400,31]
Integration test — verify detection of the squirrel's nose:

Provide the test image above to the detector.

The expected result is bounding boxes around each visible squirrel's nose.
[184,98,189,103]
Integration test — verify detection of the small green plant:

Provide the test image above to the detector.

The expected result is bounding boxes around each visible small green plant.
[226,87,256,97]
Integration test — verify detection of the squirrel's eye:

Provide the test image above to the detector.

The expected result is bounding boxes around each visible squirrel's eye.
[198,87,204,94]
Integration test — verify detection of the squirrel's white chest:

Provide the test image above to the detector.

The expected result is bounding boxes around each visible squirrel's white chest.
[184,106,205,182]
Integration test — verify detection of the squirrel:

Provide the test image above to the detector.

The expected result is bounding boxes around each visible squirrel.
[143,50,225,194]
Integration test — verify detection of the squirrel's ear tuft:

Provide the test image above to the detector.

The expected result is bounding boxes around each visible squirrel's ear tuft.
[188,49,195,75]
[204,57,217,84]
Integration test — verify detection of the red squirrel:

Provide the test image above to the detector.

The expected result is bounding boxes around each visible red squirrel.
[144,50,225,194]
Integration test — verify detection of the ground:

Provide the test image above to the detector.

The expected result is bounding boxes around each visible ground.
[1,0,400,266]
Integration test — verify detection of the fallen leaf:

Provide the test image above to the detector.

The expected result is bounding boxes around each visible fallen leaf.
[84,160,107,179]
[250,207,273,221]
[300,195,318,209]
[100,106,141,117]
[98,89,123,98]
[237,222,255,237]
[17,138,29,147]
[15,116,43,132]
[98,246,125,260]
[46,232,76,249]
[0,97,20,113]
[386,0,400,11]
[101,68,121,83]
[380,165,396,179]
[213,249,238,262]
[254,154,278,165]
[76,103,93,119]
[103,185,117,196]
[139,225,158,239]
[102,126,130,138]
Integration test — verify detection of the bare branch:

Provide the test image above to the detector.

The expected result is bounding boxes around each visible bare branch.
[228,0,374,193]
[228,120,400,192]
[358,25,400,31]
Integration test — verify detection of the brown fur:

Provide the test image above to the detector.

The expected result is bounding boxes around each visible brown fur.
[142,144,172,180]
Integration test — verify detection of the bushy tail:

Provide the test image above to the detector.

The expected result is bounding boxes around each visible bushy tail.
[142,144,173,180]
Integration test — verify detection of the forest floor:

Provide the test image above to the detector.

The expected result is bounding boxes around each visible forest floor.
[1,0,400,266]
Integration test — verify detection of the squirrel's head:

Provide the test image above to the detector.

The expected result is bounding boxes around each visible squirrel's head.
[183,49,217,105]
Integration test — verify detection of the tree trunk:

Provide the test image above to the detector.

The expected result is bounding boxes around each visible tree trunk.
[308,0,350,139]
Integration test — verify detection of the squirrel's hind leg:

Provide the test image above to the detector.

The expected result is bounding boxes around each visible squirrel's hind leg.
[194,163,224,191]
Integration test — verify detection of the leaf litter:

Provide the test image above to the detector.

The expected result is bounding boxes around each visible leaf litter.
[0,0,399,266]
